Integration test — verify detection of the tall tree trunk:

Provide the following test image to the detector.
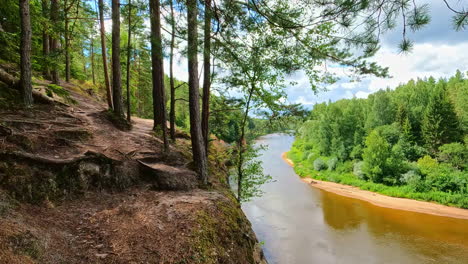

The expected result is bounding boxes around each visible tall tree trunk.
[98,0,113,109]
[187,0,208,184]
[150,0,169,152]
[126,0,132,123]
[111,0,124,118]
[50,0,59,84]
[237,83,255,202]
[19,0,33,107]
[82,47,87,76]
[201,0,212,155]
[136,50,142,116]
[169,0,176,142]
[64,0,71,82]
[91,36,95,85]
[41,0,50,79]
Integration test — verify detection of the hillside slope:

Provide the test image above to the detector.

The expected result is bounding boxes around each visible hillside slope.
[0,79,266,264]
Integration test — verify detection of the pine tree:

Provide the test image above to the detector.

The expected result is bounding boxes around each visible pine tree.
[150,0,169,152]
[187,0,208,184]
[19,0,33,107]
[112,0,124,118]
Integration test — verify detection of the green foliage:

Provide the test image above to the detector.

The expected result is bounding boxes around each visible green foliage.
[438,143,467,169]
[313,158,327,171]
[290,71,467,207]
[327,157,338,171]
[236,145,273,202]
[45,84,76,104]
[353,161,365,180]
[362,130,404,184]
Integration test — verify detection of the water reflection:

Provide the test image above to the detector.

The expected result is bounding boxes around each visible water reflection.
[243,134,468,264]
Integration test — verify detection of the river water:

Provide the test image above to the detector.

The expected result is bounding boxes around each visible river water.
[242,134,468,264]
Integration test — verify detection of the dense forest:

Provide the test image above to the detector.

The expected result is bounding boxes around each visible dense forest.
[289,71,468,207]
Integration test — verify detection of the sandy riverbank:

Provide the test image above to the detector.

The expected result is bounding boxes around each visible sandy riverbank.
[281,152,468,220]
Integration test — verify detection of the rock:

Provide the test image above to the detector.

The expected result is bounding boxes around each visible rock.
[95,253,108,259]
[138,161,198,191]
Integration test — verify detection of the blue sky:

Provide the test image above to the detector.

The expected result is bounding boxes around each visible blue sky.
[283,0,468,108]
[163,0,467,108]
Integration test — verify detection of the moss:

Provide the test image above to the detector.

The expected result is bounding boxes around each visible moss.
[0,84,20,108]
[55,129,92,141]
[105,110,132,131]
[190,199,256,264]
[191,210,222,264]
[8,231,43,259]
[0,190,18,216]
[6,134,35,151]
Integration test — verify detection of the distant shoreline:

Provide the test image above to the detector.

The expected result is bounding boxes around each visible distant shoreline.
[281,152,468,220]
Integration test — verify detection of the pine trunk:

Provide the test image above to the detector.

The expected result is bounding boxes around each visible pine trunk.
[126,0,132,123]
[150,0,169,152]
[19,0,33,107]
[41,0,50,79]
[201,0,212,155]
[64,0,71,82]
[169,0,176,142]
[91,36,95,85]
[187,0,208,184]
[98,0,113,109]
[111,0,124,118]
[50,0,59,84]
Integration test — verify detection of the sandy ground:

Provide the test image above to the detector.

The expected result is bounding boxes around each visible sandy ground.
[281,152,468,220]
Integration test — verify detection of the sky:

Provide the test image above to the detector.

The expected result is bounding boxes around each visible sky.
[159,0,467,108]
[282,0,468,108]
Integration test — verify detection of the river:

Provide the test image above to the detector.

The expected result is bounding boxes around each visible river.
[242,133,468,264]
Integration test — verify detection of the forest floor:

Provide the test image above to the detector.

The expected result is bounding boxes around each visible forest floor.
[281,152,468,220]
[0,79,265,264]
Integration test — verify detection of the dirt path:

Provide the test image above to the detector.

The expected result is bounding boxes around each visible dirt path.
[281,152,468,220]
[0,81,265,264]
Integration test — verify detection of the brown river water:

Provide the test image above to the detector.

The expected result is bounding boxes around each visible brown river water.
[242,134,468,264]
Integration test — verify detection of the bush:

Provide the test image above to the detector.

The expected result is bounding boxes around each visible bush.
[337,160,353,173]
[353,161,365,180]
[417,155,438,175]
[328,157,338,171]
[313,158,327,171]
[438,143,467,169]
[400,170,429,192]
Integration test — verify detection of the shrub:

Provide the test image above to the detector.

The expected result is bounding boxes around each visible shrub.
[438,143,467,169]
[417,155,438,176]
[313,158,327,171]
[328,157,338,171]
[337,160,353,173]
[353,161,365,180]
[400,170,429,192]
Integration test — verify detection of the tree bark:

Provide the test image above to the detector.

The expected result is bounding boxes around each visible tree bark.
[187,0,208,184]
[19,0,33,107]
[111,0,124,118]
[201,0,212,155]
[41,0,50,79]
[98,0,113,109]
[126,0,132,123]
[64,0,71,82]
[169,0,176,142]
[150,0,169,152]
[90,36,95,85]
[50,0,59,84]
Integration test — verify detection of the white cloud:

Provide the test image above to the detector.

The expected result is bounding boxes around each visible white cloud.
[295,96,315,106]
[355,91,371,99]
